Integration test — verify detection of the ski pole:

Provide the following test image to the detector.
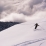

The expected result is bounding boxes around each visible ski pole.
[39,26,45,30]
[39,26,46,32]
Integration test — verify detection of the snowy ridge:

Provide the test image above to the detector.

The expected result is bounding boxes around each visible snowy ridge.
[0,18,46,46]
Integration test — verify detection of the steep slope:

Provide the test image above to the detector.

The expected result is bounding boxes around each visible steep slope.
[0,18,46,46]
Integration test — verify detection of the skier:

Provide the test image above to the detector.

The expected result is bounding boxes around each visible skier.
[35,23,39,29]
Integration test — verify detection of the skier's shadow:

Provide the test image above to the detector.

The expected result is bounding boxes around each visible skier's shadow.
[34,29,43,31]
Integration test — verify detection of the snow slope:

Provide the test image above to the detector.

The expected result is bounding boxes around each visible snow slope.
[0,18,46,46]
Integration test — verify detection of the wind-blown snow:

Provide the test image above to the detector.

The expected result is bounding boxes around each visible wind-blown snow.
[0,0,46,22]
[0,18,46,46]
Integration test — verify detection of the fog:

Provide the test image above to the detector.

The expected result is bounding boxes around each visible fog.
[0,0,46,22]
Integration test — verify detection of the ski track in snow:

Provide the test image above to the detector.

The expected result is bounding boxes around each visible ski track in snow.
[13,37,46,46]
[39,42,45,46]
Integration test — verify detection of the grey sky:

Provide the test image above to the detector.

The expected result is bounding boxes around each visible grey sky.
[0,0,46,22]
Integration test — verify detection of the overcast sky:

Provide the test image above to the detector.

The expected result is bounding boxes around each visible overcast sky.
[0,0,46,22]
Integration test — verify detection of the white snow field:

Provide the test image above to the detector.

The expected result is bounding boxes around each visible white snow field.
[0,18,46,46]
[0,0,46,46]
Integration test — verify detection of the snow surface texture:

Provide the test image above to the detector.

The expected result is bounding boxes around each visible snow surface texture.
[0,18,46,46]
[0,0,46,22]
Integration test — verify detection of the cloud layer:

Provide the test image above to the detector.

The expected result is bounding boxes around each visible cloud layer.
[0,0,46,22]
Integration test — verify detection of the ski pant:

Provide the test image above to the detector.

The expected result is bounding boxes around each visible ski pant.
[35,26,37,29]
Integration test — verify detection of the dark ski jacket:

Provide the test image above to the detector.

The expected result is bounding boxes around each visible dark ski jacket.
[35,23,39,29]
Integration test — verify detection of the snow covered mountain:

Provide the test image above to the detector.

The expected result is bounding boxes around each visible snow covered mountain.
[0,18,46,46]
[0,22,21,31]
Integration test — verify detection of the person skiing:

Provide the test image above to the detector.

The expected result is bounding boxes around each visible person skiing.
[35,23,39,29]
